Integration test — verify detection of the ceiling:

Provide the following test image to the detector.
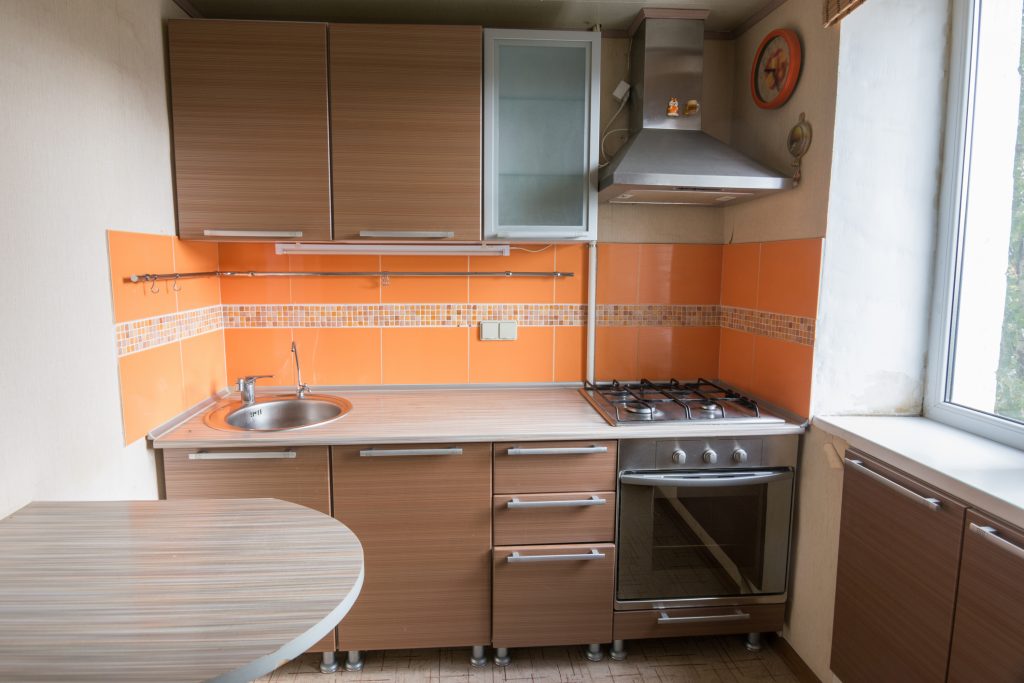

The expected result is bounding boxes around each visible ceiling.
[178,0,785,36]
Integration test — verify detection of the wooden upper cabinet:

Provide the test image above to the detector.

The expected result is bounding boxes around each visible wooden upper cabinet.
[329,24,482,241]
[168,20,332,241]
[830,452,965,683]
[948,511,1024,682]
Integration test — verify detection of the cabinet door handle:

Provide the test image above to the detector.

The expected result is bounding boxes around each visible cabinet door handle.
[507,495,606,509]
[359,447,463,457]
[357,230,455,239]
[505,446,608,456]
[657,609,749,625]
[187,451,297,460]
[202,230,304,238]
[846,459,941,510]
[507,549,605,563]
[970,522,1024,561]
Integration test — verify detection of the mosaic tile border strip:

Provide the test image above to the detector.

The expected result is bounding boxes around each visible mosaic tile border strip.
[720,306,816,346]
[221,304,588,329]
[115,305,222,356]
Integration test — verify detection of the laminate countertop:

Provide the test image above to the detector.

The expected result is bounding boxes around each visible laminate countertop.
[152,386,805,449]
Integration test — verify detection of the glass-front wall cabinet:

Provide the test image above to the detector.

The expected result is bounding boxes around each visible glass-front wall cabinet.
[484,30,600,241]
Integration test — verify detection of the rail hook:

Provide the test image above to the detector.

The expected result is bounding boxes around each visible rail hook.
[172,274,182,292]
[149,276,160,294]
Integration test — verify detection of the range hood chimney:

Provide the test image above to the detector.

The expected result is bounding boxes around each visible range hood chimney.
[598,11,791,206]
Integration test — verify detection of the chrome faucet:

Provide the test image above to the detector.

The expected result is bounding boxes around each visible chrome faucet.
[237,375,271,406]
[292,341,309,398]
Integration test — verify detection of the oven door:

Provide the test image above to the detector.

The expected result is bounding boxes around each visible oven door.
[616,469,794,610]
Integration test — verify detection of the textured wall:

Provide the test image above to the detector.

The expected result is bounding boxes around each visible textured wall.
[0,0,186,518]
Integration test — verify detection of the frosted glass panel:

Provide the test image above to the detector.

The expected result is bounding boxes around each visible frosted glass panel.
[496,44,588,229]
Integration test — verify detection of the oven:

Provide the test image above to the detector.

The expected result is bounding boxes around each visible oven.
[615,436,797,610]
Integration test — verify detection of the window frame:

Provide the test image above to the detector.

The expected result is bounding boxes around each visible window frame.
[925,0,1024,449]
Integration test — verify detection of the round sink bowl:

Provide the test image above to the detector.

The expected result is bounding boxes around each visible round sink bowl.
[204,394,352,432]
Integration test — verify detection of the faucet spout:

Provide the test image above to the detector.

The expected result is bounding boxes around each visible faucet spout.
[291,341,309,398]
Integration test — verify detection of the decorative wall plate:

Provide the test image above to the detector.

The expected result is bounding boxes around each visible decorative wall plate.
[750,29,802,109]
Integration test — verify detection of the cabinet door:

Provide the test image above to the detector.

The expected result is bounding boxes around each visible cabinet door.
[947,511,1024,682]
[493,440,617,494]
[168,20,331,241]
[332,443,491,650]
[484,30,600,241]
[330,25,482,241]
[829,452,965,683]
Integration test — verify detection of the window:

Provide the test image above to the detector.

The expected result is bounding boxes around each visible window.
[928,0,1024,446]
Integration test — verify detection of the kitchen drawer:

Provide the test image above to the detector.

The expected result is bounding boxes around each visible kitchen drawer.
[493,441,617,494]
[162,446,330,515]
[492,543,614,648]
[493,492,615,545]
[613,604,785,640]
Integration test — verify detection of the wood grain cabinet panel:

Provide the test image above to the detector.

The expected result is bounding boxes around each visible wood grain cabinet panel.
[493,492,615,545]
[493,441,617,494]
[329,24,482,240]
[829,451,965,683]
[947,511,1024,682]
[332,443,491,650]
[168,20,332,241]
[493,543,614,648]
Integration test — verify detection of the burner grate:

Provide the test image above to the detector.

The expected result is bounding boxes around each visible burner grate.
[583,378,763,422]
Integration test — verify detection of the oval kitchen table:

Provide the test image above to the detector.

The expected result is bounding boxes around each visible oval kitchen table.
[0,498,364,682]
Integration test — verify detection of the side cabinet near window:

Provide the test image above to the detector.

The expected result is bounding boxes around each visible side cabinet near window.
[947,511,1024,682]
[331,443,492,654]
[483,30,600,241]
[829,451,965,683]
[168,20,332,241]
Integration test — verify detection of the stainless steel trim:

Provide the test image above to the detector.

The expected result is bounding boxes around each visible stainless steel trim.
[506,446,608,456]
[507,549,605,563]
[656,609,750,625]
[619,470,792,488]
[358,447,463,457]
[202,230,303,238]
[969,522,1024,561]
[357,230,455,239]
[846,459,941,510]
[187,451,297,460]
[507,495,606,509]
[615,592,788,611]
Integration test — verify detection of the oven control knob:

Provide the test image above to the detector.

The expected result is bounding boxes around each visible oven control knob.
[732,448,749,464]
[672,449,687,464]
[702,448,718,464]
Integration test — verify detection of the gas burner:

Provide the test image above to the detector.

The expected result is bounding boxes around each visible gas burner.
[581,378,782,426]
[699,402,719,411]
[623,402,662,417]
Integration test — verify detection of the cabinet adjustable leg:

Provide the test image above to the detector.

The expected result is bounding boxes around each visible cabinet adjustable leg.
[470,645,488,667]
[494,647,511,667]
[746,632,762,652]
[343,650,364,672]
[610,640,627,661]
[319,651,339,674]
[584,643,603,662]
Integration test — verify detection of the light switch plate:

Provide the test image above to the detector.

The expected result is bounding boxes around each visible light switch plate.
[479,321,500,340]
[498,321,518,340]
[479,320,517,341]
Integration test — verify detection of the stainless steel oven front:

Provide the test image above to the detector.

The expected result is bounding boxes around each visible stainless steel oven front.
[615,436,798,610]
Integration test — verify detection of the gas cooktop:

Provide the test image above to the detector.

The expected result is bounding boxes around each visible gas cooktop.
[580,378,786,426]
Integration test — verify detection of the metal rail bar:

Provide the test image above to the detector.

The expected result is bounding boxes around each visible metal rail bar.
[128,270,574,282]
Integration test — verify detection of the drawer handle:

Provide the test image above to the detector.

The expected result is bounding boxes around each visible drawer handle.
[970,522,1024,561]
[846,459,941,510]
[507,549,605,563]
[187,451,297,460]
[507,496,607,509]
[357,230,454,239]
[202,230,304,238]
[657,609,750,625]
[359,447,463,457]
[505,446,608,456]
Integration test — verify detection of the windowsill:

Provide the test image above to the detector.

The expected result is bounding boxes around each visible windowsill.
[813,415,1024,530]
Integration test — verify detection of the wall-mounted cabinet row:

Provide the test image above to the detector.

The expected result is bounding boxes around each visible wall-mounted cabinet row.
[167,20,600,243]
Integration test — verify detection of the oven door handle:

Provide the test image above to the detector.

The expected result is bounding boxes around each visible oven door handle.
[619,471,793,487]
[657,609,750,625]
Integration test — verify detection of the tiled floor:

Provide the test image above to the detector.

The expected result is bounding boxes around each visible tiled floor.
[259,636,799,682]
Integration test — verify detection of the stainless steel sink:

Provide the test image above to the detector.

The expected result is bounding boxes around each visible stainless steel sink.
[204,395,352,432]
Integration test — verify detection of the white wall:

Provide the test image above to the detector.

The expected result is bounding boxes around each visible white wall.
[0,0,185,518]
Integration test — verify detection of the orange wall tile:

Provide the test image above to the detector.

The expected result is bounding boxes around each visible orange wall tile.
[721,242,760,309]
[218,243,291,304]
[180,330,227,407]
[470,326,554,383]
[554,326,587,382]
[758,239,823,317]
[554,244,589,304]
[108,230,176,323]
[752,335,813,417]
[382,327,469,384]
[718,328,756,392]
[292,328,382,385]
[638,244,723,305]
[291,254,380,304]
[224,328,296,387]
[671,327,721,380]
[117,342,185,444]
[381,255,468,304]
[172,239,221,311]
[597,244,640,305]
[596,327,639,380]
[470,245,556,304]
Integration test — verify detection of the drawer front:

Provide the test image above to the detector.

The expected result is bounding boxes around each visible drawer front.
[493,543,614,648]
[494,440,617,494]
[162,446,330,515]
[493,492,615,545]
[613,604,785,640]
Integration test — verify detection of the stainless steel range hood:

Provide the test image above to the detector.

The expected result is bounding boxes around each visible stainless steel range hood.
[598,15,791,206]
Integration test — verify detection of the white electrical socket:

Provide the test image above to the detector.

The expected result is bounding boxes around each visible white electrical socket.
[612,80,631,102]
